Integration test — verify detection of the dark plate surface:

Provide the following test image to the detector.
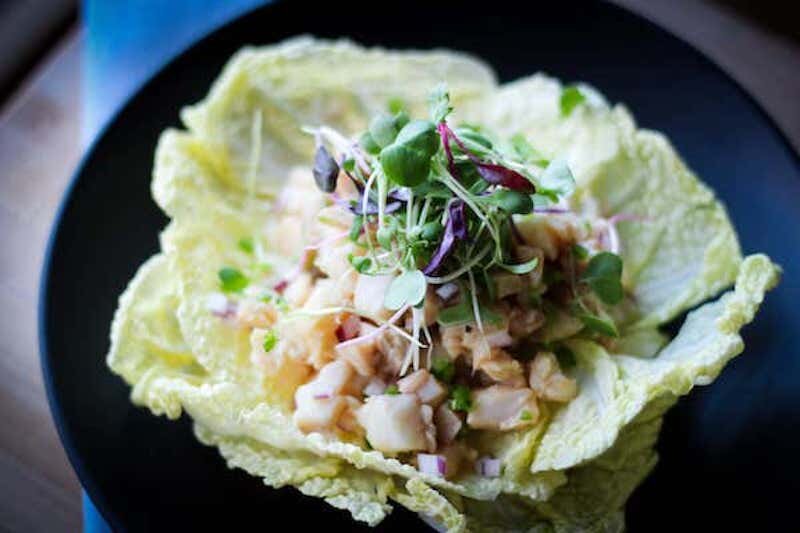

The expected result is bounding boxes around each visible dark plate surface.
[40,1,800,531]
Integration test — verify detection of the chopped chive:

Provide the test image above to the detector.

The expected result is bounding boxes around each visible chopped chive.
[262,330,278,352]
[218,267,249,293]
[430,356,455,383]
[449,384,472,412]
[238,237,254,254]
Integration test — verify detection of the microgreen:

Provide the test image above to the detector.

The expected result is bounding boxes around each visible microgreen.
[449,384,472,412]
[369,113,400,148]
[312,144,339,192]
[537,158,576,202]
[387,96,406,114]
[579,312,619,337]
[348,254,372,274]
[218,267,249,293]
[428,83,452,123]
[571,244,589,261]
[510,133,549,166]
[437,299,503,327]
[497,256,539,275]
[560,85,586,117]
[581,251,624,305]
[349,215,364,241]
[379,120,439,187]
[485,189,534,215]
[422,200,467,275]
[359,131,381,155]
[384,270,427,310]
[385,384,400,395]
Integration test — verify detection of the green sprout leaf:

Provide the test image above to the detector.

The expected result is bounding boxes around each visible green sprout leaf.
[385,384,400,395]
[449,384,472,412]
[376,224,395,249]
[419,221,443,241]
[349,215,363,241]
[379,120,438,187]
[510,133,549,166]
[384,270,427,310]
[342,158,355,173]
[497,256,539,275]
[431,356,455,383]
[369,113,399,148]
[538,158,576,202]
[579,312,619,337]
[571,244,589,261]
[437,300,503,327]
[387,97,406,114]
[359,131,381,155]
[581,251,624,305]
[348,254,372,274]
[486,189,534,215]
[560,85,586,117]
[218,267,249,293]
[428,83,452,123]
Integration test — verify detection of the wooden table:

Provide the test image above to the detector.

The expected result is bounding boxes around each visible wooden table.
[1,3,797,531]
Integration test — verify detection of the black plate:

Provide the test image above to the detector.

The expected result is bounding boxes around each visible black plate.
[40,1,800,531]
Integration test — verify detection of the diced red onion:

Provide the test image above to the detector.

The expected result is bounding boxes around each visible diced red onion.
[272,280,287,294]
[485,330,513,348]
[475,456,501,478]
[363,378,387,397]
[435,282,459,301]
[417,453,447,477]
[206,292,236,318]
[206,292,229,314]
[336,315,362,342]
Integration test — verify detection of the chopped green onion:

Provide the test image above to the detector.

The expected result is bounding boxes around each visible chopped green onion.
[218,267,249,293]
[262,330,278,352]
[385,384,400,395]
[430,356,455,383]
[238,237,254,254]
[519,409,533,421]
[560,86,586,117]
[449,385,472,412]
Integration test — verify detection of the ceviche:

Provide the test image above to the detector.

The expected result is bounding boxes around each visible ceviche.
[109,37,779,532]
